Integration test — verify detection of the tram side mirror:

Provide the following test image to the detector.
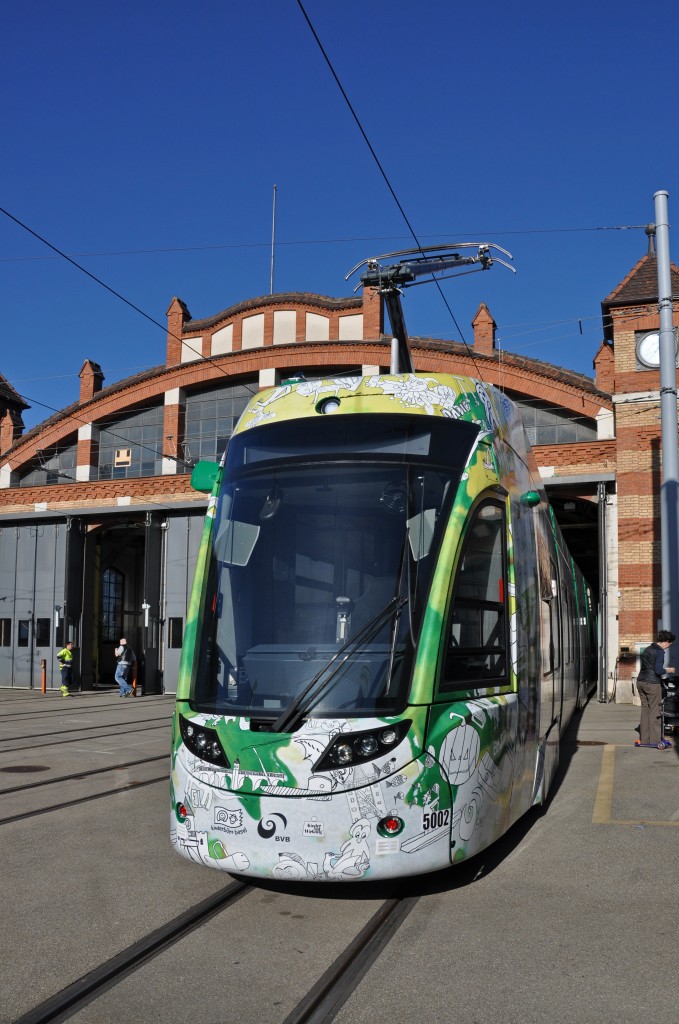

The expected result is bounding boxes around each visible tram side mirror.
[214,521,260,566]
[191,460,220,493]
[520,490,541,508]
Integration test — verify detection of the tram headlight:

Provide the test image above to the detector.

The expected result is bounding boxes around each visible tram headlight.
[334,743,354,764]
[313,720,412,773]
[379,727,398,746]
[179,715,230,768]
[355,735,378,757]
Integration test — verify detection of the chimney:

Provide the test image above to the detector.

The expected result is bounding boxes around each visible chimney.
[166,297,192,365]
[79,360,104,404]
[361,286,383,339]
[0,406,24,456]
[472,303,496,355]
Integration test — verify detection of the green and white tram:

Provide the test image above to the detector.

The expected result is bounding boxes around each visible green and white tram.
[170,245,596,881]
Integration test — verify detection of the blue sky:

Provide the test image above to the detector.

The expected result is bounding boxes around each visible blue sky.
[2,0,677,431]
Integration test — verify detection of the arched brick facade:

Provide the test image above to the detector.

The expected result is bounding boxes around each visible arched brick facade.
[3,273,659,700]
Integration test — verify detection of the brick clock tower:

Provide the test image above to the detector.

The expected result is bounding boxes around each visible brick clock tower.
[598,228,679,695]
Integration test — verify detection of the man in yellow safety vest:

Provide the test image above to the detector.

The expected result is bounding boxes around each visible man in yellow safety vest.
[56,641,74,697]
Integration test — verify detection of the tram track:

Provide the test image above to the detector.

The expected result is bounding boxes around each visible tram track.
[1,713,171,745]
[0,694,173,719]
[12,880,417,1024]
[0,771,169,826]
[282,891,418,1024]
[0,719,170,754]
[0,753,168,795]
[13,879,252,1024]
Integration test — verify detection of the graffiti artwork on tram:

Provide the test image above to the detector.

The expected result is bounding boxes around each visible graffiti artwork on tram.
[172,697,516,880]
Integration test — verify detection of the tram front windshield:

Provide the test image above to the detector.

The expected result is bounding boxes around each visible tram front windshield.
[192,414,478,719]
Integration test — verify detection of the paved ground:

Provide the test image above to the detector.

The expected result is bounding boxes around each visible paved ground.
[1,690,677,1024]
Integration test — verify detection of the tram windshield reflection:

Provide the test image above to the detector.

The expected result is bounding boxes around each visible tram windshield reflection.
[191,415,478,718]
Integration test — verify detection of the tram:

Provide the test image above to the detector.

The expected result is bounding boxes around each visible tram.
[170,244,597,881]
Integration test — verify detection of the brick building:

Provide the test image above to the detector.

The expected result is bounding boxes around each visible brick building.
[0,246,675,697]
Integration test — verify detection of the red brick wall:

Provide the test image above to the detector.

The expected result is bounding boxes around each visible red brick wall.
[533,439,616,476]
[0,474,202,515]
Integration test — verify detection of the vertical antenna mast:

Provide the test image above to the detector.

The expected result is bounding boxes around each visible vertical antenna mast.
[270,184,277,295]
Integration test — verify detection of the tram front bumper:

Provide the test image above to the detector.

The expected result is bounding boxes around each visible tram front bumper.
[170,748,454,882]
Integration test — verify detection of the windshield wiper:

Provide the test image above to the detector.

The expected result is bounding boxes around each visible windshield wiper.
[268,595,408,734]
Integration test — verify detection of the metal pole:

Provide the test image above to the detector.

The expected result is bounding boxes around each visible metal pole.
[653,190,679,650]
[270,184,277,295]
[597,481,609,701]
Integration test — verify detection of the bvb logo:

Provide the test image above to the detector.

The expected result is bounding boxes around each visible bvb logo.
[257,813,288,839]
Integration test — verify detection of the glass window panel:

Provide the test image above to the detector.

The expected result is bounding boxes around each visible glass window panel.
[443,503,507,691]
[101,568,124,642]
[35,618,50,647]
[168,617,184,649]
[557,422,578,443]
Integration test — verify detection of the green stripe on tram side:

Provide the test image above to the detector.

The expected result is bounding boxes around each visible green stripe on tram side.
[176,467,223,704]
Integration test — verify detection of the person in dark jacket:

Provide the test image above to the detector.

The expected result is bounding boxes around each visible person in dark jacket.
[114,638,136,697]
[636,630,676,745]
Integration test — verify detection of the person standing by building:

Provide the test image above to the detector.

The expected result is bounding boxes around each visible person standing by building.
[56,640,74,697]
[636,630,676,746]
[114,638,136,697]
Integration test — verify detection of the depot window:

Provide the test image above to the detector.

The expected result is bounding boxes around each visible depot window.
[442,501,508,691]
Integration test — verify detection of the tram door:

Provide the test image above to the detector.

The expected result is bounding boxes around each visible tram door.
[508,497,541,815]
[536,509,560,740]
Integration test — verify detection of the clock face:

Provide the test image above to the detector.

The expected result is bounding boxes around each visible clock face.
[636,332,660,368]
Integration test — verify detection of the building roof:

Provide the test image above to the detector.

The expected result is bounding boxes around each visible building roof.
[601,252,679,342]
[411,337,609,400]
[184,292,363,333]
[3,363,166,459]
[603,253,679,307]
[0,372,29,411]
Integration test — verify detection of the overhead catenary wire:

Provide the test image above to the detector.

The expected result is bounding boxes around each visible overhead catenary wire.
[0,222,649,263]
[294,0,484,373]
[0,204,262,475]
[0,0,653,485]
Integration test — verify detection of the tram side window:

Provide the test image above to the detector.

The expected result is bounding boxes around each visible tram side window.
[539,560,559,677]
[443,503,507,691]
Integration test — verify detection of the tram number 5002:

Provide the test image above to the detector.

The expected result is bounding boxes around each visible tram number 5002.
[422,809,450,831]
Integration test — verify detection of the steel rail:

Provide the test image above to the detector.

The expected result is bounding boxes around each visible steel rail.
[282,893,418,1024]
[0,715,170,745]
[13,879,252,1024]
[0,694,173,718]
[0,773,168,826]
[0,753,168,795]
